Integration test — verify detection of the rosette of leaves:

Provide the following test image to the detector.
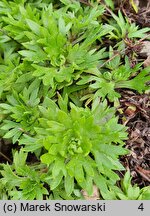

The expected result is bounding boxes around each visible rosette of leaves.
[77,50,150,102]
[20,96,128,197]
[0,0,110,91]
[106,10,150,50]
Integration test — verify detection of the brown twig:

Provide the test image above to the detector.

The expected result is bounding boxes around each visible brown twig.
[98,48,129,69]
[0,151,12,163]
[79,0,92,6]
[135,166,150,182]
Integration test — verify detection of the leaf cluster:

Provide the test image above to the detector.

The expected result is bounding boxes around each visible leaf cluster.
[0,0,149,200]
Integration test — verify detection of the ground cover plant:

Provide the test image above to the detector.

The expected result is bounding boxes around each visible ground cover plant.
[0,0,150,200]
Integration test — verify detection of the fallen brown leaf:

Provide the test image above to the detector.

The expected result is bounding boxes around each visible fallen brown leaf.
[81,185,100,200]
[144,55,150,67]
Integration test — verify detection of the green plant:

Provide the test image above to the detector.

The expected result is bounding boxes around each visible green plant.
[19,97,128,197]
[0,148,84,200]
[103,0,114,9]
[0,150,49,200]
[107,171,150,200]
[108,10,149,40]
[107,10,150,50]
[0,97,128,199]
[0,0,111,103]
[77,49,150,102]
[0,0,150,200]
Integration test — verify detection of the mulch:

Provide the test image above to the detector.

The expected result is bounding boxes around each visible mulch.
[119,90,150,187]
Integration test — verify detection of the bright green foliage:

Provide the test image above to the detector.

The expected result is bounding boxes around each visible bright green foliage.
[104,0,114,9]
[107,171,150,200]
[108,10,150,40]
[0,80,41,142]
[0,0,150,200]
[0,0,110,100]
[0,150,49,200]
[77,50,150,102]
[107,10,150,50]
[26,97,128,197]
